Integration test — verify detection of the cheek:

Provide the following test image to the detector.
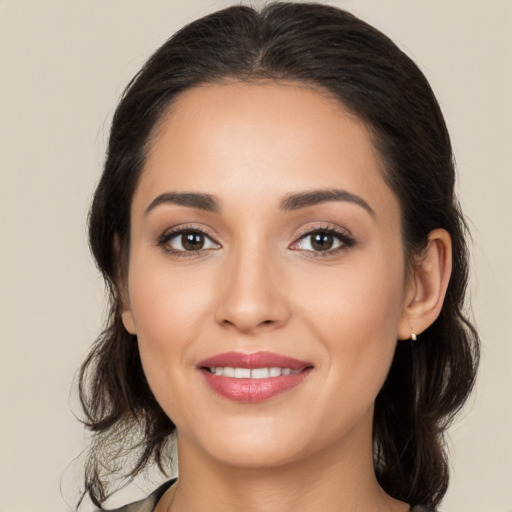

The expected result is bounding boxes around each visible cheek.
[128,255,211,344]
[127,259,216,426]
[294,252,406,391]
[297,251,406,336]
[125,255,212,396]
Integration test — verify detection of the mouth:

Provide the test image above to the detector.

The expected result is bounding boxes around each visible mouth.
[203,366,302,378]
[197,351,314,403]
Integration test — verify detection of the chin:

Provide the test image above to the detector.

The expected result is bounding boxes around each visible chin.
[177,404,366,473]
[201,437,304,469]
[177,413,317,469]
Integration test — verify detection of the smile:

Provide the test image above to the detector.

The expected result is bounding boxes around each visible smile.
[206,367,301,378]
[198,351,313,403]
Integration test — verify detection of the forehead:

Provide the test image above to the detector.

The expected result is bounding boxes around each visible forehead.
[135,81,397,222]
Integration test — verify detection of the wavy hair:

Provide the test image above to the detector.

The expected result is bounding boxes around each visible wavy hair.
[78,2,479,508]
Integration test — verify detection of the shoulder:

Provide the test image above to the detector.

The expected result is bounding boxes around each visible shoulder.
[100,479,175,512]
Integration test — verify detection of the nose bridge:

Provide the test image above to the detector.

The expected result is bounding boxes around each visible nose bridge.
[215,234,289,333]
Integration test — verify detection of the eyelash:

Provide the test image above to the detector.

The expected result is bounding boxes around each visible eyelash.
[157,224,355,259]
[292,226,355,257]
[157,224,216,259]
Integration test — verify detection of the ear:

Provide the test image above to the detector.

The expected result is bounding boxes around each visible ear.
[113,234,137,335]
[398,229,452,340]
[120,302,137,335]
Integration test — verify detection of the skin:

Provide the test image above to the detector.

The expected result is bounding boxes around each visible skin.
[121,82,452,512]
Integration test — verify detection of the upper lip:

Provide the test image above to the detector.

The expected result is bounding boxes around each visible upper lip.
[198,351,312,370]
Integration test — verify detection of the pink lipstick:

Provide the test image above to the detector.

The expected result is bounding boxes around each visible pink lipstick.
[197,351,313,403]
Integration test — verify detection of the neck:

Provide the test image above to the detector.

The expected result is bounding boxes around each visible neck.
[159,414,409,512]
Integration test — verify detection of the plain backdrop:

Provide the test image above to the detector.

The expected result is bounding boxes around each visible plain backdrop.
[0,1,511,511]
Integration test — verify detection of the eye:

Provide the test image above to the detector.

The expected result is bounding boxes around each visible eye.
[291,227,354,255]
[158,227,220,256]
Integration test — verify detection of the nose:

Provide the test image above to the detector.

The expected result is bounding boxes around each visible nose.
[215,245,291,334]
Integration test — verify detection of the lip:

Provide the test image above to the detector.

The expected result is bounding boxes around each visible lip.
[197,351,313,403]
[198,351,311,370]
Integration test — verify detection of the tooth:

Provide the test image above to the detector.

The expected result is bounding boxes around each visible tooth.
[235,368,251,378]
[223,367,235,377]
[269,367,281,377]
[209,366,303,378]
[251,368,270,379]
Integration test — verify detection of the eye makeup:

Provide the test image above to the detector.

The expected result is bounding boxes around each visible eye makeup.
[156,222,356,260]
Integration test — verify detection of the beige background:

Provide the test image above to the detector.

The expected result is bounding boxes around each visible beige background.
[0,1,511,511]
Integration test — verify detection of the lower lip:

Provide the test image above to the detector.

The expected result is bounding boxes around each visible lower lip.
[201,369,312,403]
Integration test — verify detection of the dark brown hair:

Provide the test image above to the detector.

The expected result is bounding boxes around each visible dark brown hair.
[79,2,479,508]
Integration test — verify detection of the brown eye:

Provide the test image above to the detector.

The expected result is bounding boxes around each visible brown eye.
[290,227,355,257]
[181,231,206,251]
[160,228,220,254]
[310,232,335,251]
[294,230,344,253]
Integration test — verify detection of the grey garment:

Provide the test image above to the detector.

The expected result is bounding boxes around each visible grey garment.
[104,479,435,512]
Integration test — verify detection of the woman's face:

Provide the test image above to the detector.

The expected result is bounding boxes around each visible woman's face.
[122,82,413,469]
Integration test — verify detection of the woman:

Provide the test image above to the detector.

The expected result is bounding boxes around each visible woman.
[78,2,479,511]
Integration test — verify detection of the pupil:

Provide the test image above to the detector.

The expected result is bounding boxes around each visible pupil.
[183,232,204,250]
[312,233,333,251]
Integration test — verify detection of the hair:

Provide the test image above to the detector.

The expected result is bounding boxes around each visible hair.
[78,2,479,509]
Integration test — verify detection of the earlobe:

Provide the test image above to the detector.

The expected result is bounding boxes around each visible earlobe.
[113,233,137,335]
[398,229,452,340]
[118,284,137,335]
[121,308,137,335]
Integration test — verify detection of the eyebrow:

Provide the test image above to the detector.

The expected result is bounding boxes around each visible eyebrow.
[145,192,221,214]
[280,189,375,217]
[145,188,375,217]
